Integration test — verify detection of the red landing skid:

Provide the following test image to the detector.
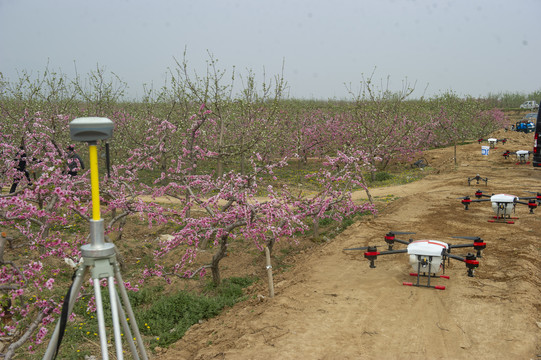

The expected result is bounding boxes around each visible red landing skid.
[488,216,517,224]
[402,273,449,290]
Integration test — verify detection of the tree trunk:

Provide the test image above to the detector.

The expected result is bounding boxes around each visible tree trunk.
[216,153,224,179]
[312,216,320,240]
[240,153,246,175]
[210,233,229,286]
[216,115,226,178]
[454,142,458,168]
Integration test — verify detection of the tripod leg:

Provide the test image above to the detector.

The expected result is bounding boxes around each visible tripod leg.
[114,290,140,360]
[114,266,149,360]
[42,265,88,360]
[93,278,110,360]
[108,276,124,360]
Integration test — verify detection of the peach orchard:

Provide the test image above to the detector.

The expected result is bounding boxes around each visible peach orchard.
[0,66,507,357]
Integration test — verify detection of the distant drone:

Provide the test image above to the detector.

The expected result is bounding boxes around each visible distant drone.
[344,231,486,290]
[478,137,507,148]
[502,150,533,165]
[467,174,488,186]
[459,189,540,224]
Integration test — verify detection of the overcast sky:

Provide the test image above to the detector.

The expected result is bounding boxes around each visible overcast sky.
[1,0,540,100]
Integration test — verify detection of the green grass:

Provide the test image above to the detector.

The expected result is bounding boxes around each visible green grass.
[368,167,431,187]
[137,277,255,350]
[30,277,255,359]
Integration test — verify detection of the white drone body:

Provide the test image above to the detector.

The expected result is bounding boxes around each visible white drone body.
[407,240,448,274]
[516,150,530,161]
[490,194,518,216]
[487,138,498,147]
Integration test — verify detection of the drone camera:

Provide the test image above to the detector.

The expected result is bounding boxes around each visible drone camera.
[69,117,114,143]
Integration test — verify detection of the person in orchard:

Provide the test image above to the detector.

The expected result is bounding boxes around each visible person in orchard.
[66,145,85,177]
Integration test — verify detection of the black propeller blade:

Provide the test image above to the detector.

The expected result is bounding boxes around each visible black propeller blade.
[388,231,416,235]
[451,236,481,241]
[343,246,372,251]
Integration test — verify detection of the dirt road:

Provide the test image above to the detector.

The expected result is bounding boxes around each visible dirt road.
[157,129,541,360]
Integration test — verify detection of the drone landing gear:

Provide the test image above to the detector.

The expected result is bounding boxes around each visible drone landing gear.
[402,256,447,290]
[488,216,517,224]
[403,273,448,290]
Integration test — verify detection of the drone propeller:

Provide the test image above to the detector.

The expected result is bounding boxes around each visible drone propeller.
[345,231,416,253]
[459,190,494,210]
[449,236,486,257]
[444,252,479,277]
[388,231,416,235]
[515,199,538,213]
[343,245,372,251]
[451,236,481,241]
[384,231,415,249]
[473,189,491,199]
[459,196,471,209]
[523,191,541,202]
[364,247,408,268]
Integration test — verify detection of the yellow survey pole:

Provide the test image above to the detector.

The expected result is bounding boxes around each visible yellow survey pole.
[89,144,101,221]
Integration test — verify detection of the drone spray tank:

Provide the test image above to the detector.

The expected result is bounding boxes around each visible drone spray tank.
[406,240,447,274]
[490,194,517,217]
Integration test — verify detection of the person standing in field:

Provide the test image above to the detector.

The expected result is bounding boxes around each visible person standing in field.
[9,146,32,193]
[66,145,85,176]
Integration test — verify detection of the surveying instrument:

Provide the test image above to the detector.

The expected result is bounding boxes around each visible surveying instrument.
[43,118,148,360]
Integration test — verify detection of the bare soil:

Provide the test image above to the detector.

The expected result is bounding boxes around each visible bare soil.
[155,129,541,360]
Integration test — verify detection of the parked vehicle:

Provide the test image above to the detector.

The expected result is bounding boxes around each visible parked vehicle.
[520,100,539,110]
[533,105,541,167]
[515,113,536,133]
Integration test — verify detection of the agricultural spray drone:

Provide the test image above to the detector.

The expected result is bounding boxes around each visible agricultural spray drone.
[459,189,540,224]
[478,137,507,148]
[344,231,486,290]
[502,150,533,165]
